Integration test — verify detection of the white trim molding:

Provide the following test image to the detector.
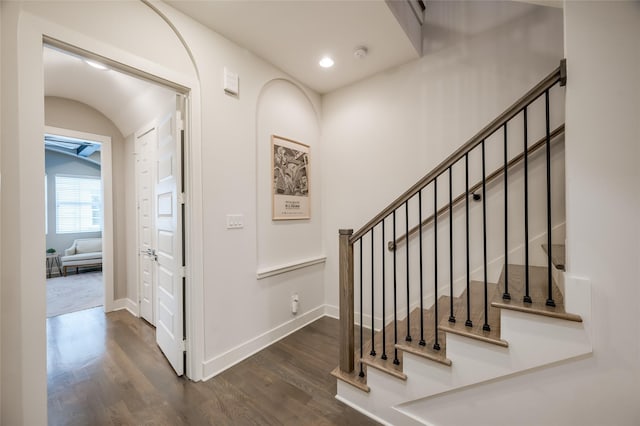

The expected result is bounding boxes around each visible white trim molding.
[202,304,326,380]
[256,255,326,279]
[324,304,339,319]
[44,125,114,313]
[111,298,139,317]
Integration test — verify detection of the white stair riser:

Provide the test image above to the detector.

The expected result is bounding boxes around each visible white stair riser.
[337,379,423,426]
[336,279,591,425]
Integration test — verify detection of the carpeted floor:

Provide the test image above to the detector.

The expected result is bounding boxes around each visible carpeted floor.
[47,271,103,318]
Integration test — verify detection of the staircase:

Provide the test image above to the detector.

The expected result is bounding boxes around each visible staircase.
[331,61,592,425]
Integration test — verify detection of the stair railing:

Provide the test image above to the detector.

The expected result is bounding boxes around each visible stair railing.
[338,59,567,378]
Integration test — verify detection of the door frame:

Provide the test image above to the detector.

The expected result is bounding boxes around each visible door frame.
[134,122,158,325]
[44,126,114,311]
[39,36,203,381]
[3,9,206,423]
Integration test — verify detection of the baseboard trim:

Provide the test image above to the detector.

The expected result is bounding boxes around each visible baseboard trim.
[325,304,339,319]
[111,298,139,316]
[202,304,326,380]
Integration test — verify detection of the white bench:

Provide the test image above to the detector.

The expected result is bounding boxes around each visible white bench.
[61,238,102,276]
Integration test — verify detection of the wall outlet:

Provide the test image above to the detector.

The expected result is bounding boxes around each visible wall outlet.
[291,294,299,315]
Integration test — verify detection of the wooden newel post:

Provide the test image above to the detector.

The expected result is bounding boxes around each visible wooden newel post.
[339,229,354,373]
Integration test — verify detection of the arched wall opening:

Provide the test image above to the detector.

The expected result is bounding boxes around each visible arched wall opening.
[1,3,202,424]
[256,78,322,272]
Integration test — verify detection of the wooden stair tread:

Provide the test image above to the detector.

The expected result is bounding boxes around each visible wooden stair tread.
[331,366,370,393]
[542,244,566,271]
[395,342,451,366]
[439,281,508,347]
[395,297,452,366]
[350,296,455,383]
[332,326,371,392]
[491,264,582,322]
[361,317,407,380]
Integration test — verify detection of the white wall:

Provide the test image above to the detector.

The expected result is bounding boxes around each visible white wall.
[256,79,322,270]
[151,4,324,378]
[7,1,635,425]
[1,3,47,423]
[322,2,565,314]
[1,3,197,424]
[563,0,640,420]
[398,1,640,425]
[1,1,324,422]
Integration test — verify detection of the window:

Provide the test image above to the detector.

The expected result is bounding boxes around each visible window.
[55,175,102,234]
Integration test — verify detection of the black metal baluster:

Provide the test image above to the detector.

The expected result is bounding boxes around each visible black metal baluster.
[381,219,388,360]
[545,90,556,307]
[523,107,532,304]
[482,141,490,332]
[419,190,426,346]
[449,166,456,323]
[405,201,412,342]
[370,228,376,356]
[503,123,511,300]
[359,239,364,377]
[393,211,400,365]
[465,153,473,327]
[433,178,441,350]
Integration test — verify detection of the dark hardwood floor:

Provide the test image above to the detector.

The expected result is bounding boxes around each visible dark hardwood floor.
[47,308,378,426]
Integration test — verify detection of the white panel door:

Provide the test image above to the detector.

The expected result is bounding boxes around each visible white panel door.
[136,128,157,325]
[155,103,185,376]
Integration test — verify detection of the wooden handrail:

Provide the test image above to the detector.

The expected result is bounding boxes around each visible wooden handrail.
[389,124,565,251]
[349,61,566,244]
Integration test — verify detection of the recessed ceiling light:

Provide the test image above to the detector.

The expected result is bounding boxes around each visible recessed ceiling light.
[319,56,334,68]
[84,59,108,70]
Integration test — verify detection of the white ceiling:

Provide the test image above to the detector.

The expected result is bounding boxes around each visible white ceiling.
[43,1,559,135]
[43,46,176,137]
[166,0,420,94]
[43,1,419,135]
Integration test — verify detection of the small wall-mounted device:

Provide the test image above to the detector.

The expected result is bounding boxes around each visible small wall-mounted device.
[223,67,239,96]
[226,214,244,229]
[353,46,368,59]
[291,294,299,315]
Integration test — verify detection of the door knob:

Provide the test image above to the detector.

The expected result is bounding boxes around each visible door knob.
[140,248,158,261]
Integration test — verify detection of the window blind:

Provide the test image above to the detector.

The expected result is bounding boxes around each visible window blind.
[55,175,102,234]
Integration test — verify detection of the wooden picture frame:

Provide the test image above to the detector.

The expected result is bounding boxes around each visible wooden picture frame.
[271,135,310,220]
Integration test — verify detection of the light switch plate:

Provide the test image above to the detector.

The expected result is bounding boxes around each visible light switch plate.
[226,214,244,229]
